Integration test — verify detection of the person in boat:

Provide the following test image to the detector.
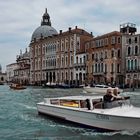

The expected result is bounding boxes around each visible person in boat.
[86,99,91,110]
[103,88,115,103]
[103,88,125,108]
[113,87,124,99]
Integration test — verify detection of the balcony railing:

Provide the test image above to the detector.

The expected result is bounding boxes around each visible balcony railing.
[93,72,104,75]
[74,63,86,67]
[126,66,140,73]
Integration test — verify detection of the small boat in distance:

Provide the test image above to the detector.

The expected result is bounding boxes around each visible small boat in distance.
[10,83,26,90]
[42,82,57,88]
[37,95,140,131]
[83,84,123,94]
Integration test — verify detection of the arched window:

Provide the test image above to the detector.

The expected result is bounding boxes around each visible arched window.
[96,53,98,60]
[92,65,94,73]
[105,51,107,59]
[98,63,100,72]
[131,60,133,70]
[127,60,130,70]
[76,56,78,64]
[101,63,103,72]
[95,63,97,73]
[101,52,103,59]
[134,59,137,70]
[128,47,131,55]
[135,46,138,55]
[117,64,120,73]
[83,73,85,80]
[62,72,64,81]
[129,38,131,44]
[105,64,107,72]
[76,73,78,80]
[1,77,4,81]
[135,37,137,43]
[83,56,86,63]
[62,57,64,66]
[111,50,114,58]
[111,63,114,73]
[66,72,68,80]
[118,37,121,43]
[54,59,56,66]
[117,49,121,58]
[71,72,73,81]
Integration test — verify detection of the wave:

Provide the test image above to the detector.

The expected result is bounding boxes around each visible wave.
[17,103,36,110]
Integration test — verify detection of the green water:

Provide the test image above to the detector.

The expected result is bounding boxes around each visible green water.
[0,85,140,140]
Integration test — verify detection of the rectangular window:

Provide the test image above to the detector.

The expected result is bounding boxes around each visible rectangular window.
[105,38,108,46]
[111,36,116,44]
[135,37,137,43]
[92,54,94,60]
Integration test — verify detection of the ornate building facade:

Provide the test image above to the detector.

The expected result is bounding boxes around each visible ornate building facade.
[29,9,58,85]
[29,9,93,85]
[0,64,6,84]
[85,31,122,86]
[14,49,30,85]
[55,27,92,85]
[121,23,140,88]
[28,9,140,87]
[6,63,18,83]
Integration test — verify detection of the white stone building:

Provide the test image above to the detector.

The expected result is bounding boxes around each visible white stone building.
[6,63,18,83]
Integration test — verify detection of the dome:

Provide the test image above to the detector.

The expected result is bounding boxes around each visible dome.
[31,25,58,40]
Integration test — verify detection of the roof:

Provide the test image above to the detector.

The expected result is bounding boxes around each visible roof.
[59,28,92,37]
[31,25,58,41]
[45,95,103,100]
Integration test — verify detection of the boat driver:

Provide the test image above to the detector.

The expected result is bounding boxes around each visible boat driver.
[103,88,124,108]
[103,88,115,103]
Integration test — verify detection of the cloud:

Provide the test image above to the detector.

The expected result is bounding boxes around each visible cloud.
[0,0,140,71]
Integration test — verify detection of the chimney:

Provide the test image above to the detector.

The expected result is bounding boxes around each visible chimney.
[69,27,71,33]
[91,32,93,36]
[60,30,62,34]
[75,26,77,29]
[81,29,84,34]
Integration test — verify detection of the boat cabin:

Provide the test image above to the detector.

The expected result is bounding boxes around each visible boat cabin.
[43,95,130,110]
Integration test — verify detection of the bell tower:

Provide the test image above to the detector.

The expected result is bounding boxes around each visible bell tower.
[120,23,137,35]
[41,8,51,26]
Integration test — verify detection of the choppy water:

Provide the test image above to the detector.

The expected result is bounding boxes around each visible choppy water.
[0,85,140,140]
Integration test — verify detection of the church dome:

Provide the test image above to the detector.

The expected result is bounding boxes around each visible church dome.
[31,8,58,41]
[31,25,57,40]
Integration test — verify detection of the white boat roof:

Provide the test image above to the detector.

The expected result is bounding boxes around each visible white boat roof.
[45,95,103,100]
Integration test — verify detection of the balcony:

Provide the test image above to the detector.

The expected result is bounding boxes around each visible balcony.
[126,66,140,73]
[74,63,86,67]
[93,72,104,76]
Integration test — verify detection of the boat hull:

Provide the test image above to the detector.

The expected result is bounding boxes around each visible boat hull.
[83,87,123,94]
[10,86,26,90]
[37,103,140,131]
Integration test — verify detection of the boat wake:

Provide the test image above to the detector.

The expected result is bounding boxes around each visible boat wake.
[17,103,36,110]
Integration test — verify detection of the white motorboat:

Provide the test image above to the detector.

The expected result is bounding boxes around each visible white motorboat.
[37,95,140,131]
[83,84,123,94]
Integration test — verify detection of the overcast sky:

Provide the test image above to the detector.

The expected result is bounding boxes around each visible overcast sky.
[0,0,140,72]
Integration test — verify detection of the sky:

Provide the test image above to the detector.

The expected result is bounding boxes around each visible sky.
[0,0,140,72]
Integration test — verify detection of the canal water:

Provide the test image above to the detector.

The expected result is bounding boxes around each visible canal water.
[0,85,140,140]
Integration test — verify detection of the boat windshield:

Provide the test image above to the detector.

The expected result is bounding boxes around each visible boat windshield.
[50,99,80,108]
